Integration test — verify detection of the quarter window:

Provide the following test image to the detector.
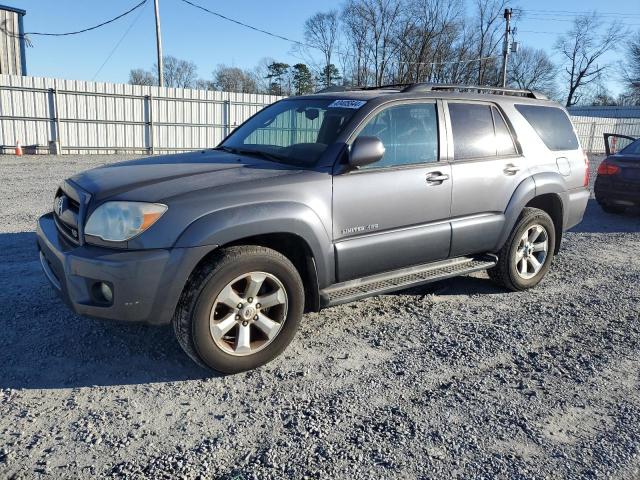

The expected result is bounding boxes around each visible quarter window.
[515,104,579,151]
[355,103,438,168]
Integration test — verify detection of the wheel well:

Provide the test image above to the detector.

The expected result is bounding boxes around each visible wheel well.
[213,233,321,313]
[525,194,564,254]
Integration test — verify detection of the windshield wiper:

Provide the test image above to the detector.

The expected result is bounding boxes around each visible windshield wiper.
[217,146,287,164]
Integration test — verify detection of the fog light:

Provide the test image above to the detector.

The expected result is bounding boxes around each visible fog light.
[98,282,113,303]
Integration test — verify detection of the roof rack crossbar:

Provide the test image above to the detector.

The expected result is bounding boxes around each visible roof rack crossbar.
[401,83,547,100]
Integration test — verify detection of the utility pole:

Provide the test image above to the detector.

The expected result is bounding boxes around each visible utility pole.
[154,0,164,87]
[500,8,512,88]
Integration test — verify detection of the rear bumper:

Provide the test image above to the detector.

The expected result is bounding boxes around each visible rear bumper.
[36,213,215,324]
[594,178,640,206]
[564,187,590,230]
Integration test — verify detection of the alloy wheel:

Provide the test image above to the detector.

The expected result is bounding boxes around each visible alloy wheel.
[209,271,288,356]
[514,224,548,280]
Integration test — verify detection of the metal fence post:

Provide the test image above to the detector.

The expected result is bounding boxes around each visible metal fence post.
[52,88,63,155]
[147,94,154,155]
[224,99,231,138]
[587,121,597,153]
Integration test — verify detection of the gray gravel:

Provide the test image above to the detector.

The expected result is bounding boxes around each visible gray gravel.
[1,154,640,479]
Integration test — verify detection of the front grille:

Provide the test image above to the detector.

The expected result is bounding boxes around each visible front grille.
[53,182,88,245]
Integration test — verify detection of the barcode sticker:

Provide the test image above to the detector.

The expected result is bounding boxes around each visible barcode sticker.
[328,99,367,109]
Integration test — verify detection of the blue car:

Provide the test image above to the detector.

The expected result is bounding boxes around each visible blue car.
[595,134,640,214]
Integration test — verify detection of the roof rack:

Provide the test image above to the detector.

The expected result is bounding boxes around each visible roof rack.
[315,83,409,94]
[401,83,547,99]
[315,83,548,100]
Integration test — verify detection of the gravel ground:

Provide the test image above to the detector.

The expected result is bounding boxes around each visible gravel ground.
[1,154,639,479]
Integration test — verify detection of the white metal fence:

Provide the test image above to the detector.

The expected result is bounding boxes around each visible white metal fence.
[571,115,640,154]
[0,74,283,155]
[2,74,639,155]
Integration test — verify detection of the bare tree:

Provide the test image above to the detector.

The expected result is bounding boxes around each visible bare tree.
[342,0,404,86]
[212,65,258,93]
[555,15,624,107]
[474,0,508,85]
[304,11,339,87]
[396,0,463,83]
[621,30,640,105]
[128,68,156,86]
[341,2,370,86]
[507,46,556,96]
[159,55,198,88]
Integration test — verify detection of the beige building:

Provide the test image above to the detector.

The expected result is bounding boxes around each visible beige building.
[0,4,27,75]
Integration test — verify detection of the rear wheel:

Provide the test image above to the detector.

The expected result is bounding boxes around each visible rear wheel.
[173,246,304,374]
[488,207,556,291]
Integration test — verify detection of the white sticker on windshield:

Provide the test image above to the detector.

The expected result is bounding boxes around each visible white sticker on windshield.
[328,99,367,109]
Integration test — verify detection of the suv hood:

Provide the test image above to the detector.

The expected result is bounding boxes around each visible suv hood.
[70,150,304,202]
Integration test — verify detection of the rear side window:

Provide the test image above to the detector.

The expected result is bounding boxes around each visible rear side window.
[515,104,579,151]
[448,103,517,159]
[493,107,517,156]
[449,103,495,159]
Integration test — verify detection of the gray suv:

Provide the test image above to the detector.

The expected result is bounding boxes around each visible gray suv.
[37,84,590,373]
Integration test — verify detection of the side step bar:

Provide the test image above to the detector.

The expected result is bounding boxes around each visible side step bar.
[320,255,498,307]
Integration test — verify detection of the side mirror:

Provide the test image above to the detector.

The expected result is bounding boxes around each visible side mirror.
[349,136,385,168]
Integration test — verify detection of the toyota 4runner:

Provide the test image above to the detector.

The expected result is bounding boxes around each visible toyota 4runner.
[37,84,590,373]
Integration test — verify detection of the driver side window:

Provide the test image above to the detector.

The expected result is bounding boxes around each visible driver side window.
[356,103,438,169]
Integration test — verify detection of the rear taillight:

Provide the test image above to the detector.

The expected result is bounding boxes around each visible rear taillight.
[583,152,590,187]
[597,160,621,176]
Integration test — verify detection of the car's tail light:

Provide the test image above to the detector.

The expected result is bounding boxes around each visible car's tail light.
[597,160,621,176]
[583,152,590,187]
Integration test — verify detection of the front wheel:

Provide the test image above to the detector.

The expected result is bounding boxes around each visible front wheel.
[488,207,556,291]
[173,246,304,374]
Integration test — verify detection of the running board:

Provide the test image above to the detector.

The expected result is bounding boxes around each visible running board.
[320,255,497,307]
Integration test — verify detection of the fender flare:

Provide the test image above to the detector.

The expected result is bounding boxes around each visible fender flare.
[495,173,567,251]
[174,201,335,288]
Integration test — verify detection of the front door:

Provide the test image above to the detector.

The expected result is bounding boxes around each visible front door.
[332,101,452,282]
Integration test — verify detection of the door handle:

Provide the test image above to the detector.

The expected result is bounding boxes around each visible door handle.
[503,164,520,175]
[426,172,449,184]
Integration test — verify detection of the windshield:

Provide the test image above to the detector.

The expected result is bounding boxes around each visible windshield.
[221,98,365,166]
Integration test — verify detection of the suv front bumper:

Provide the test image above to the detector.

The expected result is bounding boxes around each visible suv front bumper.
[36,213,214,324]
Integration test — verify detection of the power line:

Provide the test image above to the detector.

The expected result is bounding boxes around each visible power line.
[517,8,640,17]
[179,0,311,48]
[23,1,148,37]
[520,16,640,26]
[179,0,498,70]
[91,0,150,81]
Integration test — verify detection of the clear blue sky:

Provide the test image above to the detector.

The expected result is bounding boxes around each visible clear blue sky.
[6,0,640,95]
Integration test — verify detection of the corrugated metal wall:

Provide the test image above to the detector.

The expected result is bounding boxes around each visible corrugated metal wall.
[0,74,283,154]
[3,74,640,155]
[0,7,24,75]
[568,106,640,119]
[571,116,640,153]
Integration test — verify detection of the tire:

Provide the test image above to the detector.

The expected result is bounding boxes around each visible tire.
[172,245,304,374]
[488,207,556,291]
[598,202,626,214]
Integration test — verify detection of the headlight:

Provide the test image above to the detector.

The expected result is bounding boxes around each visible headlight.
[84,201,167,242]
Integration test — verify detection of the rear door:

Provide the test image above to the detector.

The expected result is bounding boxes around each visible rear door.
[332,100,452,282]
[445,101,527,257]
